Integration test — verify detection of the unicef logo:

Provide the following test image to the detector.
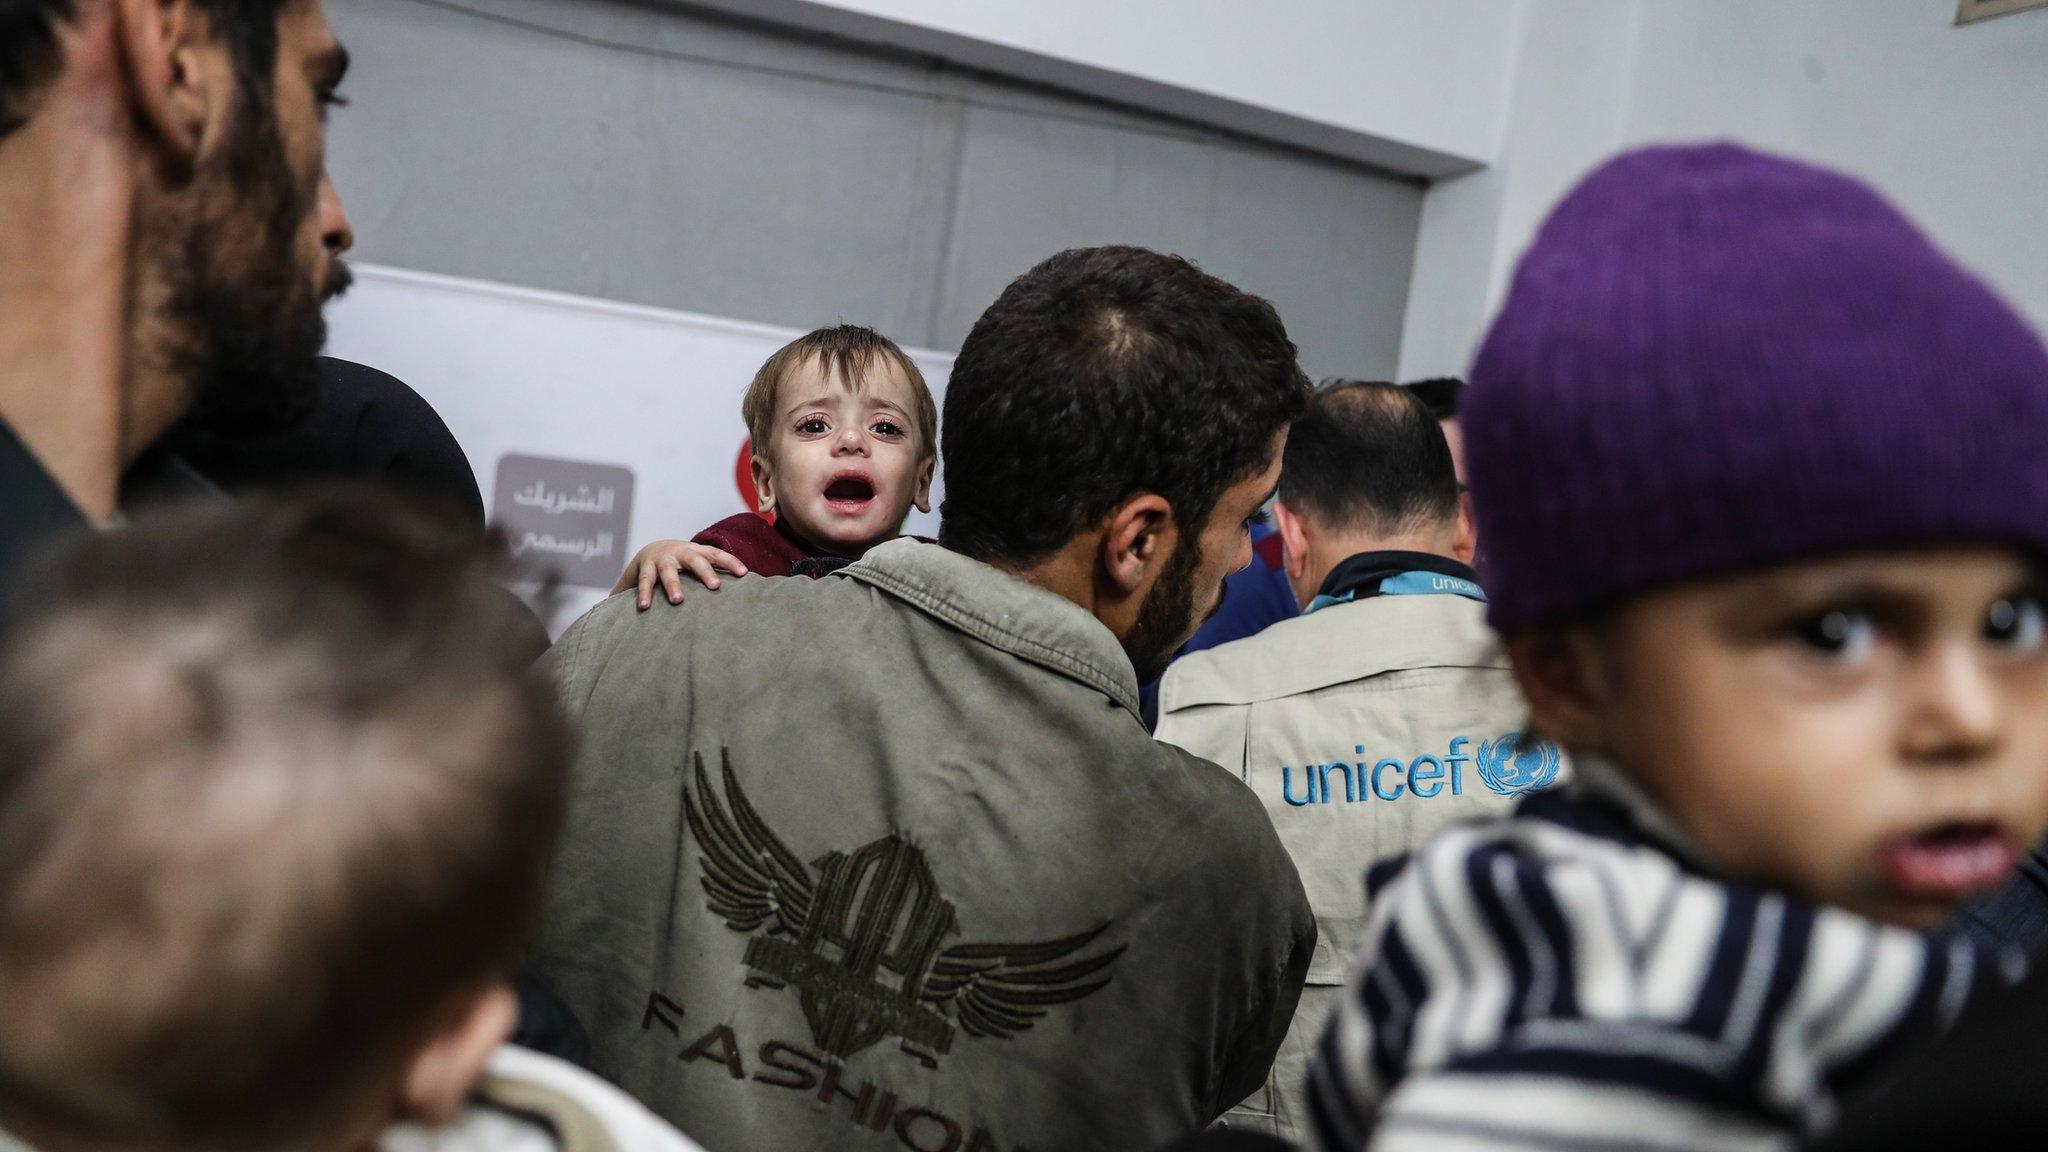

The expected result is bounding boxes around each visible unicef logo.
[1475,734,1562,797]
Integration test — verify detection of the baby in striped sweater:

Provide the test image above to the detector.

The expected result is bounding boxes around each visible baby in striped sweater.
[1308,143,2048,1150]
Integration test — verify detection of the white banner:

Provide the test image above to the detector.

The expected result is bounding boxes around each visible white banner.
[324,264,953,633]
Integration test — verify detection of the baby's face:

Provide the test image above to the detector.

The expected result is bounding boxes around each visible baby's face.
[1563,548,2048,928]
[755,357,933,558]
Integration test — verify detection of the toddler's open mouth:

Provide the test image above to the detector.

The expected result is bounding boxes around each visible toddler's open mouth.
[1881,822,2014,900]
[824,474,876,512]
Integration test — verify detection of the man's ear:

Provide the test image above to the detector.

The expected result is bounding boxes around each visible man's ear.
[398,983,519,1128]
[1271,499,1308,579]
[749,455,776,515]
[114,0,215,166]
[912,456,935,515]
[1098,493,1173,596]
[1504,627,1613,755]
[1452,497,1478,567]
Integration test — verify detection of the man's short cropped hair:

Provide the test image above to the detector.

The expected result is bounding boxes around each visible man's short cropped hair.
[1,0,289,137]
[741,324,938,459]
[1402,376,1465,421]
[1279,380,1460,536]
[939,246,1312,564]
[0,489,571,1150]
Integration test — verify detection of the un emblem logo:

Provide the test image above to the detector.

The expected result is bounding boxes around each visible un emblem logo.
[1475,734,1562,796]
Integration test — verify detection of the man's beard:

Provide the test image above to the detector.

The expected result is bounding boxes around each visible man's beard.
[1123,535,1215,686]
[163,90,343,439]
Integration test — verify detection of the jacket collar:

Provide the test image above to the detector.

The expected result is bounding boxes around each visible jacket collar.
[841,539,1141,718]
[1312,549,1482,609]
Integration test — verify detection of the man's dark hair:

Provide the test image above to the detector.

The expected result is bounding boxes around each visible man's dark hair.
[1279,380,1460,536]
[0,488,570,1150]
[939,246,1311,564]
[1402,376,1465,421]
[1,0,287,138]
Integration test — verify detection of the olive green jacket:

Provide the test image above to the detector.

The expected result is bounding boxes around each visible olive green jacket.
[531,539,1314,1152]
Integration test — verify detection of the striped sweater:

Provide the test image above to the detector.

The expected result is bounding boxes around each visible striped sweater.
[1306,769,2020,1151]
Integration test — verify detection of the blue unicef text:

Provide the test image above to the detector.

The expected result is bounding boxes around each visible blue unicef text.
[1281,739,1470,806]
[1280,734,1560,806]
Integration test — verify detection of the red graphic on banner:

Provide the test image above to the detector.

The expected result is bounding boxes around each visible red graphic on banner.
[735,439,773,524]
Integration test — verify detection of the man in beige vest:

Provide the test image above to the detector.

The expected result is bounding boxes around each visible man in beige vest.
[1155,380,1566,1142]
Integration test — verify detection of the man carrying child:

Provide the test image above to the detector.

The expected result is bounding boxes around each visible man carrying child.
[533,245,1317,1152]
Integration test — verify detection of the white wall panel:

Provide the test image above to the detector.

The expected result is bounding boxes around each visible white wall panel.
[677,0,1521,174]
[324,264,953,632]
[325,0,1422,381]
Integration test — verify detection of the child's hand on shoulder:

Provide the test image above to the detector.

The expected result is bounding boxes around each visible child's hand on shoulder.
[611,540,748,610]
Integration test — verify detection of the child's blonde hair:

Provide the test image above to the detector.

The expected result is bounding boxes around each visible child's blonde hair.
[742,325,938,459]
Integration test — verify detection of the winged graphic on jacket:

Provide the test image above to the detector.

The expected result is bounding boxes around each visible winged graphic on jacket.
[682,750,1126,1067]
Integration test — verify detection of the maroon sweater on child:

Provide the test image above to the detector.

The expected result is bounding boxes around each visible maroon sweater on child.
[691,513,851,579]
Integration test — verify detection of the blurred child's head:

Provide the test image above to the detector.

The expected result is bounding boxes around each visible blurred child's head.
[0,490,571,1152]
[1466,143,2048,928]
[741,325,938,558]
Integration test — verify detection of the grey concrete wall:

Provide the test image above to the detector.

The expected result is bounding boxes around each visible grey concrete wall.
[324,0,1423,380]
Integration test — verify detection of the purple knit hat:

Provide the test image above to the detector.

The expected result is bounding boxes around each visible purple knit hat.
[1466,141,2048,631]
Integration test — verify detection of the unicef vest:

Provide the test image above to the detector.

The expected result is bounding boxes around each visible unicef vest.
[1156,580,1568,1143]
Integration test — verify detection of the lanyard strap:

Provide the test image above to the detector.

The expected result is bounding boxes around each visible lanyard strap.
[1305,569,1487,615]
